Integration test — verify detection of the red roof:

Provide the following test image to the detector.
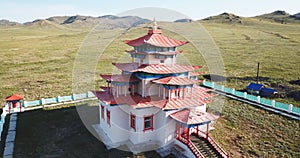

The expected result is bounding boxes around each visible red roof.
[113,63,202,74]
[94,86,213,110]
[152,76,199,85]
[124,29,188,47]
[126,50,183,55]
[100,74,139,83]
[189,71,204,76]
[170,109,219,125]
[5,94,23,101]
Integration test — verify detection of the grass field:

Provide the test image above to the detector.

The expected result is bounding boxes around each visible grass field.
[0,19,299,157]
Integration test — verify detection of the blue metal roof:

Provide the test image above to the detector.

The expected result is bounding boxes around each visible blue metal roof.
[246,83,264,91]
[261,87,276,93]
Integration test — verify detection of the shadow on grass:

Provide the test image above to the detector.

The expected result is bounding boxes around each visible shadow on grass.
[13,103,175,158]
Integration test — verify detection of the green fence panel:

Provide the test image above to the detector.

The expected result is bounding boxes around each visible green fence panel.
[203,81,213,88]
[275,102,289,111]
[214,84,223,91]
[224,87,232,93]
[60,96,73,102]
[234,91,244,98]
[292,107,300,115]
[260,98,272,106]
[75,93,87,100]
[44,98,58,104]
[246,94,257,101]
[26,100,41,107]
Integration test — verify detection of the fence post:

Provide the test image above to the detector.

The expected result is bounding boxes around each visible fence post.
[231,88,235,95]
[23,101,27,107]
[221,85,225,92]
[271,100,275,107]
[257,96,261,103]
[288,104,293,113]
[203,80,206,86]
[41,98,45,105]
[212,82,215,89]
[57,96,61,103]
[243,92,247,98]
[86,92,89,98]
[72,94,76,101]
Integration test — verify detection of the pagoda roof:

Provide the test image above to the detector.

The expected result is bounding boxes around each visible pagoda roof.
[170,108,219,125]
[94,86,213,110]
[152,76,199,86]
[112,63,202,74]
[100,74,139,83]
[6,94,23,101]
[126,50,183,55]
[124,29,188,47]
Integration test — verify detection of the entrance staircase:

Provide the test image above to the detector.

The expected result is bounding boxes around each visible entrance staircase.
[190,135,222,158]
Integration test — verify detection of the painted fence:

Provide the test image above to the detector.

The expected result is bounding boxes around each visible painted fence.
[23,91,95,107]
[203,80,300,116]
[0,91,96,141]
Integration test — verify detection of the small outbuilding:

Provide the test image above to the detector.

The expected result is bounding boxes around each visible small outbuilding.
[246,83,264,94]
[5,94,24,113]
[260,87,277,97]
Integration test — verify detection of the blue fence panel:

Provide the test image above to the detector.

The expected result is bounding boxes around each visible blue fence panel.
[292,107,300,115]
[275,102,289,111]
[26,100,41,107]
[44,98,58,104]
[60,95,73,102]
[260,98,272,106]
[234,91,244,98]
[246,94,257,101]
[224,87,232,93]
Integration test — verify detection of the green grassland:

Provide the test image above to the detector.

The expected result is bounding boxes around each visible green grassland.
[0,18,300,157]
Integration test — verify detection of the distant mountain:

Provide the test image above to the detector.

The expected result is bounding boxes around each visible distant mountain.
[0,19,21,27]
[24,19,67,29]
[255,10,300,24]
[22,15,151,29]
[202,12,244,24]
[174,19,193,23]
[294,12,300,18]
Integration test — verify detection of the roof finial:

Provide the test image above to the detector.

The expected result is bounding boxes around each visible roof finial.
[153,17,157,30]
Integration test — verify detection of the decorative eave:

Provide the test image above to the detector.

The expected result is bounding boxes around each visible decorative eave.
[126,50,183,55]
[152,76,199,86]
[170,108,219,125]
[5,94,23,101]
[124,30,188,47]
[112,62,203,74]
[100,74,139,83]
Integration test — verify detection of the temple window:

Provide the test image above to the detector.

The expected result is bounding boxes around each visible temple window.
[143,114,154,132]
[130,113,136,131]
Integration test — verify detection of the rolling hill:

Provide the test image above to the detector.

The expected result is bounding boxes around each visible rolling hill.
[255,10,300,24]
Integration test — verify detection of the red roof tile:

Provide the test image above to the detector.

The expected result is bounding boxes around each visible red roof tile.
[152,76,199,85]
[124,29,188,47]
[94,86,213,110]
[189,71,204,76]
[170,109,219,125]
[126,50,183,55]
[113,63,202,74]
[100,74,139,83]
[6,94,23,101]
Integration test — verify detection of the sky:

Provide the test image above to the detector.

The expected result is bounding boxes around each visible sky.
[1,0,299,23]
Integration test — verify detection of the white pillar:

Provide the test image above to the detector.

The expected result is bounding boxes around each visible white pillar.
[212,82,215,88]
[271,100,275,107]
[203,79,206,85]
[221,85,225,91]
[243,92,247,98]
[288,104,293,112]
[41,98,45,105]
[57,96,61,103]
[257,96,261,103]
[158,85,161,97]
[163,88,166,99]
[232,88,235,94]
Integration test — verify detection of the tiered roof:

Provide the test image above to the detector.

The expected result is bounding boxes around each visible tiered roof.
[94,86,213,110]
[152,76,199,85]
[100,74,139,83]
[170,108,219,125]
[124,29,188,47]
[112,63,202,74]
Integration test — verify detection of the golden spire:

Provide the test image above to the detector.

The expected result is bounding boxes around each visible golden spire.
[153,17,157,30]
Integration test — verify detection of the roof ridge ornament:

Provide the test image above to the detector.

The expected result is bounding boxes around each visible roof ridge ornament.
[153,17,157,30]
